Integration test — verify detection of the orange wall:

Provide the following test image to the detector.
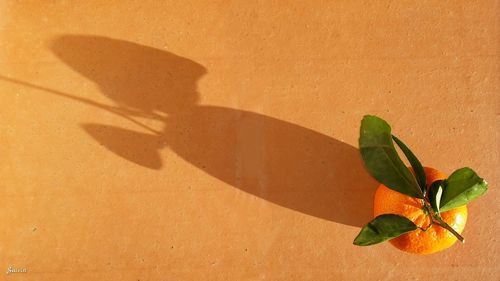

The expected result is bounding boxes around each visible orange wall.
[0,1,498,280]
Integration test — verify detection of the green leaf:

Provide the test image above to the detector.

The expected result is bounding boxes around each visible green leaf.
[359,115,423,198]
[392,135,427,195]
[353,214,417,246]
[440,167,488,212]
[428,180,444,214]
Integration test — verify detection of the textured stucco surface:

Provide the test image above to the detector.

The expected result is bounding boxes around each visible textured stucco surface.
[0,1,498,280]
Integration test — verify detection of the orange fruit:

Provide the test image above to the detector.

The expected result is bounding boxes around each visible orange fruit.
[373,167,467,254]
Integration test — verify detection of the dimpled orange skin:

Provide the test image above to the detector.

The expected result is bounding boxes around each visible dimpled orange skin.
[373,167,467,254]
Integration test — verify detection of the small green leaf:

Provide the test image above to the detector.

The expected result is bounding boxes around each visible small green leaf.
[359,115,423,198]
[353,214,417,246]
[428,180,444,214]
[392,135,427,195]
[440,167,488,212]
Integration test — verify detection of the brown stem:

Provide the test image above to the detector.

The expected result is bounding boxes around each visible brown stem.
[421,199,465,243]
[434,217,465,243]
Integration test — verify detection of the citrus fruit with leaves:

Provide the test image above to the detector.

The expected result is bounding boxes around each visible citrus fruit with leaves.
[374,167,467,254]
[353,115,488,254]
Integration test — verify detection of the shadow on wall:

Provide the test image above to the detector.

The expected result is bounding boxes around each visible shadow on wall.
[47,35,378,227]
